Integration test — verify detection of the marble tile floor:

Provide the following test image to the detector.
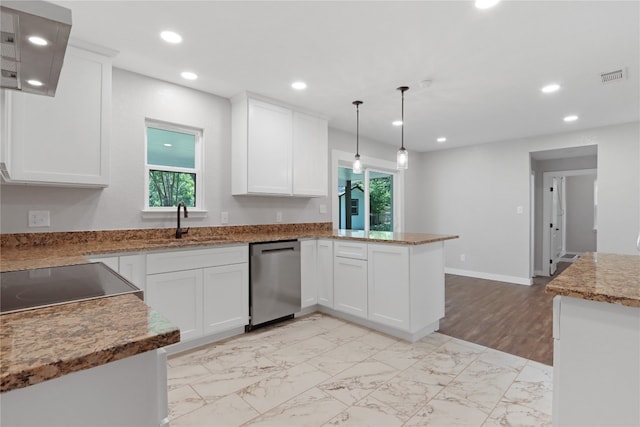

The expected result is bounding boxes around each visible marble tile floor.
[167,313,552,426]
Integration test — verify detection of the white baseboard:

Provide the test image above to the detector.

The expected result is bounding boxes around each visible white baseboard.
[534,269,547,277]
[445,267,532,286]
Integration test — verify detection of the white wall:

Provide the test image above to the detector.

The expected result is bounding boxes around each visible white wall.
[565,174,597,253]
[0,69,331,232]
[408,122,640,284]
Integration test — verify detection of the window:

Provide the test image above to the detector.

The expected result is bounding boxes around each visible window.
[145,120,203,210]
[350,199,359,216]
[333,149,404,232]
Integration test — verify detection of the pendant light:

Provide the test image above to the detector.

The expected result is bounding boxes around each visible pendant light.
[352,100,363,174]
[396,86,409,170]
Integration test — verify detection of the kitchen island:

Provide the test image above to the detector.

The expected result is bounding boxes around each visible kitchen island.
[546,252,640,427]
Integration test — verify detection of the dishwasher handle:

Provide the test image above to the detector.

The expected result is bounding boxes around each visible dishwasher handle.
[261,247,295,254]
[250,240,300,256]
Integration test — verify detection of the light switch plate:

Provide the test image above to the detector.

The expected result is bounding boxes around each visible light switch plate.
[28,210,50,227]
[319,204,327,214]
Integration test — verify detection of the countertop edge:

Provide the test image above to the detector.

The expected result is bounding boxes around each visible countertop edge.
[0,328,180,393]
[545,286,640,308]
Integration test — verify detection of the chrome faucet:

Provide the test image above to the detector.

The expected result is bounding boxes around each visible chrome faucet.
[176,202,189,239]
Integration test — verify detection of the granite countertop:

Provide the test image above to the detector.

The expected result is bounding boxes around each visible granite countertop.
[0,223,458,272]
[332,230,459,245]
[0,293,179,393]
[546,252,640,308]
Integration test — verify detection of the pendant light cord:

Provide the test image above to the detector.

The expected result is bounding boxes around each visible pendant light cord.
[353,100,363,156]
[398,86,409,150]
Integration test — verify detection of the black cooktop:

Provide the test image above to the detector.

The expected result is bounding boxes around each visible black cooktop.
[1,262,143,315]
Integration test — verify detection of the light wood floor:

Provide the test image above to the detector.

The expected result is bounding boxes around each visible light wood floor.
[438,263,571,366]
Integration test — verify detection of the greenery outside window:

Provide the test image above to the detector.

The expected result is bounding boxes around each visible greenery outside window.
[145,120,203,210]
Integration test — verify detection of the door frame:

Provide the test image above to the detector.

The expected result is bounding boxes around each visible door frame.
[541,168,597,276]
[331,149,405,232]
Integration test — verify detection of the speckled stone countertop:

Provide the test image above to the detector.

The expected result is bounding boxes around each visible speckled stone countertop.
[0,223,457,272]
[0,293,179,392]
[332,230,458,245]
[546,252,640,308]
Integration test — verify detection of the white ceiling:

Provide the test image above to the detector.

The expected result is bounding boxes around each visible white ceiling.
[53,1,639,153]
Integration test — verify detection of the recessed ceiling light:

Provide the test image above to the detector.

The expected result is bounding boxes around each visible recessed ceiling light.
[28,36,48,46]
[180,71,198,80]
[541,83,561,93]
[475,0,501,9]
[392,120,403,126]
[564,115,579,122]
[437,137,447,143]
[163,143,172,147]
[291,81,307,90]
[160,31,182,44]
[26,79,43,86]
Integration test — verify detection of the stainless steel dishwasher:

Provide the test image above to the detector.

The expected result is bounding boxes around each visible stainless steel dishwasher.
[247,240,301,330]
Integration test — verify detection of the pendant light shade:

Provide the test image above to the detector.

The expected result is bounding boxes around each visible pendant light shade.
[396,86,409,170]
[352,100,363,174]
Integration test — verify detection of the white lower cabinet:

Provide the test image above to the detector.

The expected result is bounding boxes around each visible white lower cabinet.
[316,239,334,308]
[333,256,368,319]
[118,254,146,295]
[88,253,146,295]
[146,269,204,342]
[300,240,318,308]
[146,245,249,343]
[203,264,249,335]
[367,244,410,330]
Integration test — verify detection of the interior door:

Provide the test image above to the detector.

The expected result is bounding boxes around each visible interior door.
[549,177,563,275]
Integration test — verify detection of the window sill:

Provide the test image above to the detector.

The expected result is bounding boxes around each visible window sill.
[141,209,208,220]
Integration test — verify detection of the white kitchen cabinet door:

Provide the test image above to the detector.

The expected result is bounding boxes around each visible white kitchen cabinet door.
[146,270,203,342]
[119,254,147,296]
[300,240,318,308]
[247,99,292,194]
[229,96,295,195]
[368,244,410,330]
[202,263,249,335]
[317,239,334,308]
[292,112,328,197]
[333,256,368,319]
[1,46,111,187]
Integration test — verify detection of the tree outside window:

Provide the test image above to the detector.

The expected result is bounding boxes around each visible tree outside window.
[145,122,202,209]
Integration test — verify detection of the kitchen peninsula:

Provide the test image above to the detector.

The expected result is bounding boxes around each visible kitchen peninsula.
[546,252,640,427]
[1,223,457,425]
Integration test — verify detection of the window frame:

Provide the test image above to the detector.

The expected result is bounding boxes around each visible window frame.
[144,119,204,213]
[332,149,404,232]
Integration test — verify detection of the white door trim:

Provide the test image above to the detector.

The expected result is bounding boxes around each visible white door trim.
[542,168,597,276]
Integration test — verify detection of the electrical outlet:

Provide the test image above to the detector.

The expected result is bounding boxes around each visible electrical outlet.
[319,204,327,214]
[460,254,466,262]
[28,210,50,228]
[220,211,229,224]
[276,211,283,223]
[516,206,524,214]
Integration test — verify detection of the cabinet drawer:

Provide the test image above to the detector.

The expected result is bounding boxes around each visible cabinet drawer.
[334,241,368,260]
[147,245,248,274]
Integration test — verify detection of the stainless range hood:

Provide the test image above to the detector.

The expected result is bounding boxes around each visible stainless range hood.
[0,1,71,97]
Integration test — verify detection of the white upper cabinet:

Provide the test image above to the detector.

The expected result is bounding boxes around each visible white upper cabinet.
[293,112,328,196]
[1,45,112,187]
[232,93,328,197]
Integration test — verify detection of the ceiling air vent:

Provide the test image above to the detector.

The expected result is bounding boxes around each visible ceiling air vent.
[600,69,626,84]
